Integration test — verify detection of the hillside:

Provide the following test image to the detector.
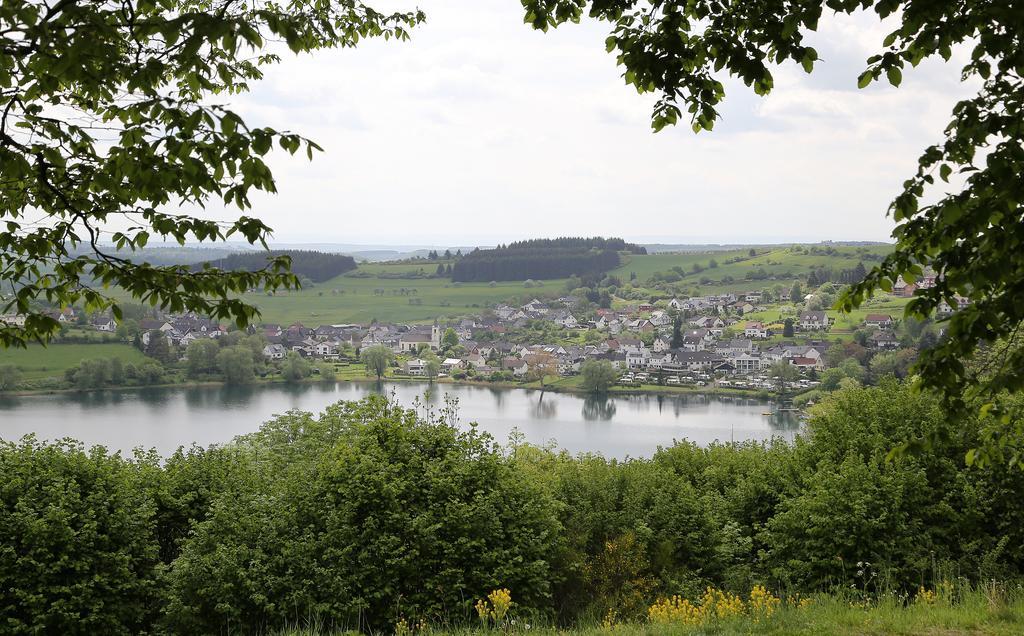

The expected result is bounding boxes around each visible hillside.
[97,243,894,326]
[218,244,893,325]
[611,244,891,294]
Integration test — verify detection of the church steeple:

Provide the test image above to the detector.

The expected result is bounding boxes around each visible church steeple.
[431,320,441,350]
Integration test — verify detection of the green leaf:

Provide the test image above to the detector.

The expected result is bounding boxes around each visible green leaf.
[886,66,902,87]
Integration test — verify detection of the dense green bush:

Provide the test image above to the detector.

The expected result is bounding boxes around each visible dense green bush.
[162,398,561,633]
[0,438,161,634]
[1,385,1023,634]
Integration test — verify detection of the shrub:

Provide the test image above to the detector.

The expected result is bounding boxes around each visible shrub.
[163,397,561,633]
[0,438,161,634]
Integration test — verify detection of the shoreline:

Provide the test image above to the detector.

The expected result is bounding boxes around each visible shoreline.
[2,374,799,402]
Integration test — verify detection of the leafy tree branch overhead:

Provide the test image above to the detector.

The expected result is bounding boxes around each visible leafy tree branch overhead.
[0,0,423,347]
[521,0,1024,418]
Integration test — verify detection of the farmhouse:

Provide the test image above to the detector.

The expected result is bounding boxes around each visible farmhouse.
[799,311,830,331]
[869,330,900,350]
[743,321,769,339]
[863,314,894,329]
[263,344,287,360]
[404,359,428,376]
[501,358,529,377]
[91,315,117,332]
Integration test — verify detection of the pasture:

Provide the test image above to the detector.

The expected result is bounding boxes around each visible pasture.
[0,343,148,379]
[238,268,565,326]
[612,245,892,295]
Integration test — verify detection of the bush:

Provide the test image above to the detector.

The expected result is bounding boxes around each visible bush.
[163,398,561,633]
[2,385,1023,632]
[0,438,161,634]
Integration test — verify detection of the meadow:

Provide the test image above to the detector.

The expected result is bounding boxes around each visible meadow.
[0,343,147,379]
[612,245,892,296]
[227,260,563,326]
[92,245,897,328]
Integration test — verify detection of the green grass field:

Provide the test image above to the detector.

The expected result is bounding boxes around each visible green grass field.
[0,343,148,379]
[96,246,896,327]
[234,271,564,326]
[612,246,892,296]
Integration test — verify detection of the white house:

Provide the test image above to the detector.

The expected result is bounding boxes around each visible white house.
[864,314,894,329]
[263,344,287,360]
[91,316,117,332]
[626,350,649,370]
[617,338,645,355]
[502,358,529,377]
[744,321,769,339]
[0,314,27,327]
[442,358,463,373]
[799,311,830,331]
[315,341,340,358]
[404,358,427,376]
[732,353,763,374]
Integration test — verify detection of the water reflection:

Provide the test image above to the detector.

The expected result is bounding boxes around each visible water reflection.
[529,393,558,420]
[488,387,506,410]
[582,396,617,421]
[1,382,803,459]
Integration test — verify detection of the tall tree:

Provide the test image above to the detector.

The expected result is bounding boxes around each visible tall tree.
[281,351,312,383]
[789,283,803,305]
[0,0,422,347]
[216,346,254,385]
[361,345,394,380]
[580,359,619,394]
[441,328,459,351]
[422,350,441,381]
[768,360,800,396]
[670,316,683,349]
[144,331,174,364]
[522,0,1024,456]
[185,339,220,378]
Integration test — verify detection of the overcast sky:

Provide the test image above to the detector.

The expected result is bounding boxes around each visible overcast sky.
[218,0,974,246]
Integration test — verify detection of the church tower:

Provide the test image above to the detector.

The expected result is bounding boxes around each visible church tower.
[431,321,442,350]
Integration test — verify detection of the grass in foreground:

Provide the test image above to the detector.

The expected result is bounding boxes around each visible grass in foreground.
[275,586,1024,636]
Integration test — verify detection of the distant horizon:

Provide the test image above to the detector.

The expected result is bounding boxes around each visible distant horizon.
[109,236,894,252]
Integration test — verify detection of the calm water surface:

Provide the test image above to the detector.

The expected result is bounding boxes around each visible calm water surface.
[0,382,802,458]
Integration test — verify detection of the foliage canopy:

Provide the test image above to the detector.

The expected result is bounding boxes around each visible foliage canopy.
[521,0,1024,455]
[0,0,422,347]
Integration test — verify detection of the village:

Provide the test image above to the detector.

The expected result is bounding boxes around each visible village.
[17,280,932,394]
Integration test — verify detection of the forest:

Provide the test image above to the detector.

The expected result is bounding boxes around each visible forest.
[2,381,1022,634]
[451,244,622,282]
[199,250,357,283]
[504,237,647,254]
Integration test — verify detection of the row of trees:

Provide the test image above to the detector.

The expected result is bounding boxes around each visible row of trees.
[64,357,167,390]
[200,250,358,283]
[184,336,335,385]
[504,237,647,254]
[452,248,621,282]
[807,262,868,287]
[2,384,1022,633]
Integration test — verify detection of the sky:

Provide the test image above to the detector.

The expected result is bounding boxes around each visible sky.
[213,0,976,246]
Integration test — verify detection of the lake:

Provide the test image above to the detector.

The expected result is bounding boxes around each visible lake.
[0,382,803,458]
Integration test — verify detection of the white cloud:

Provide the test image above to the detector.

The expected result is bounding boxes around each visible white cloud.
[197,0,978,245]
